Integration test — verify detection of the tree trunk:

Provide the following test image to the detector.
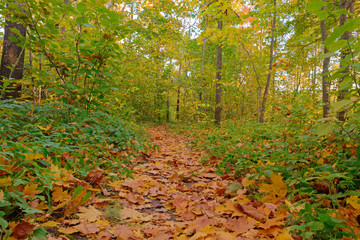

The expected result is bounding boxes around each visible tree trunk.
[176,59,182,120]
[199,18,207,102]
[0,4,26,99]
[320,5,330,118]
[215,20,223,125]
[259,0,276,123]
[338,0,354,121]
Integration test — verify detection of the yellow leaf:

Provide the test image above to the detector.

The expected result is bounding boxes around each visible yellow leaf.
[58,227,79,234]
[23,184,42,197]
[22,152,44,161]
[42,221,59,227]
[346,196,360,210]
[37,124,52,131]
[77,206,103,222]
[52,186,71,203]
[0,176,11,187]
[260,173,287,203]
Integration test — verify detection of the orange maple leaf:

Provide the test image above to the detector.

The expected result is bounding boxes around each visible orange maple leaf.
[23,184,42,198]
[52,186,71,203]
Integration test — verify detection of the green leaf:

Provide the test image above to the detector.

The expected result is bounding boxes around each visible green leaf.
[318,51,335,59]
[8,36,18,42]
[80,191,91,205]
[308,221,324,231]
[316,123,335,136]
[10,28,21,36]
[83,23,95,28]
[331,99,354,112]
[306,0,326,12]
[32,227,47,240]
[72,185,83,199]
[0,217,8,230]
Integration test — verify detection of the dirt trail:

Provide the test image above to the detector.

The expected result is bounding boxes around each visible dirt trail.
[103,126,289,240]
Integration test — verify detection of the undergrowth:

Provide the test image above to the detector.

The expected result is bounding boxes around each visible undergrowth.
[0,100,146,237]
[172,120,360,239]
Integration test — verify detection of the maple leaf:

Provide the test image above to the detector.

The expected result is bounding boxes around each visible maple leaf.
[259,173,287,203]
[237,202,267,221]
[23,184,42,198]
[85,168,105,185]
[74,222,100,235]
[217,231,237,240]
[0,176,11,187]
[191,215,215,231]
[11,220,35,239]
[225,216,255,234]
[112,225,135,240]
[346,196,360,210]
[77,206,103,222]
[52,186,71,203]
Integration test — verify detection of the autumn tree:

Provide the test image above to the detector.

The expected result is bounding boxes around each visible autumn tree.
[0,1,26,99]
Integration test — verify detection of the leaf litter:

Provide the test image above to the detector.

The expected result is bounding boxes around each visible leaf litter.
[7,126,293,239]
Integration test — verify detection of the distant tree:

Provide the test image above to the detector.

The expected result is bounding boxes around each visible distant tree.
[0,1,26,99]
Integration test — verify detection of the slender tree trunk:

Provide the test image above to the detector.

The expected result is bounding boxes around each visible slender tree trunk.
[0,3,26,99]
[176,59,182,120]
[215,20,223,125]
[338,0,354,121]
[320,5,330,118]
[199,18,207,102]
[259,0,276,123]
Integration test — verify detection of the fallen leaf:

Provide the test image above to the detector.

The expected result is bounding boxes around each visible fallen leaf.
[75,222,100,234]
[259,173,287,203]
[225,216,255,234]
[77,205,103,222]
[11,220,35,239]
[23,184,42,198]
[112,224,135,239]
[237,202,267,221]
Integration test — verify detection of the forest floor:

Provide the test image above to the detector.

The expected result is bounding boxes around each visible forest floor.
[45,126,291,240]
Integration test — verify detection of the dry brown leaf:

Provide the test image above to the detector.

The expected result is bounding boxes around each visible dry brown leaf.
[225,216,255,234]
[237,202,267,221]
[112,224,135,240]
[74,222,100,234]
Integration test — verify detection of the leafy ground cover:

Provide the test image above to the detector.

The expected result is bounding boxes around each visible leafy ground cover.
[0,100,146,239]
[172,120,360,239]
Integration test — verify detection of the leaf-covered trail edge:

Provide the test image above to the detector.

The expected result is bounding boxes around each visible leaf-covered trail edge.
[44,126,292,240]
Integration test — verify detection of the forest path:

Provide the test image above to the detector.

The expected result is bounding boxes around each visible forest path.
[101,126,290,240]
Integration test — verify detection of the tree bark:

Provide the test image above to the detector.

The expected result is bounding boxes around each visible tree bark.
[259,0,276,123]
[338,0,354,121]
[199,18,207,102]
[215,20,223,125]
[320,5,330,118]
[0,4,26,99]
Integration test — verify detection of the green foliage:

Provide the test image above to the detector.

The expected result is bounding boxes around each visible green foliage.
[174,118,360,239]
[0,100,146,231]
